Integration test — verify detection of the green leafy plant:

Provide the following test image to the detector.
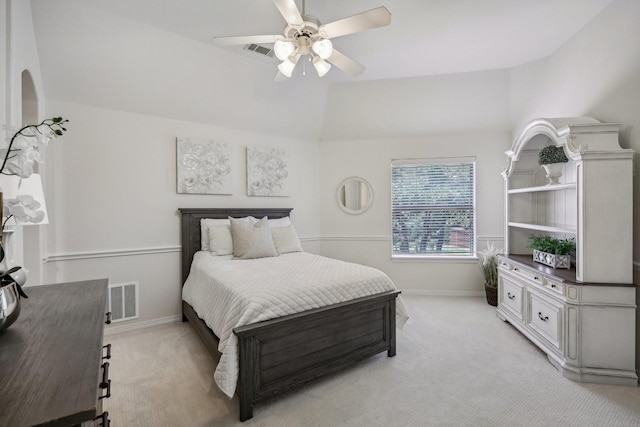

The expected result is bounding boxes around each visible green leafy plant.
[479,243,501,288]
[538,145,568,165]
[527,235,575,255]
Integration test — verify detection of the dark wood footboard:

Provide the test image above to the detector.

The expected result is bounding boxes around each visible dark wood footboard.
[234,290,400,421]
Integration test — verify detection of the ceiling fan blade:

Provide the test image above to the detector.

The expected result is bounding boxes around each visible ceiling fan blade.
[213,34,283,46]
[319,6,391,39]
[327,49,365,77]
[273,0,304,27]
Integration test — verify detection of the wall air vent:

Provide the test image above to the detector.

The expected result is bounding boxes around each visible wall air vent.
[108,282,139,323]
[244,44,274,58]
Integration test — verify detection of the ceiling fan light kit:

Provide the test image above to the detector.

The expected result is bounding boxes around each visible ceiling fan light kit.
[213,0,391,80]
[277,56,298,77]
[311,39,332,60]
[313,56,331,77]
[273,39,296,61]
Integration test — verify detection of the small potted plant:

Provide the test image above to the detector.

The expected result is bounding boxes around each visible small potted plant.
[538,145,568,185]
[528,235,575,269]
[479,243,501,306]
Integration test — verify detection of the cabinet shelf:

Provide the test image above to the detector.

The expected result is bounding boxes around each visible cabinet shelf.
[508,183,576,194]
[508,222,576,234]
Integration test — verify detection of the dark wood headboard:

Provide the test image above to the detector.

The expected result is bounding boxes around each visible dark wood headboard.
[178,208,293,285]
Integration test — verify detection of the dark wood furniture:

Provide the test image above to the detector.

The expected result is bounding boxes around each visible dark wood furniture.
[0,279,111,427]
[179,208,400,421]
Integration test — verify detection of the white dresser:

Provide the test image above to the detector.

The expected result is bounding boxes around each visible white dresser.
[497,117,637,386]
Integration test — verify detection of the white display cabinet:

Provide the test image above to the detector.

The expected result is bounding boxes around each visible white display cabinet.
[497,117,637,386]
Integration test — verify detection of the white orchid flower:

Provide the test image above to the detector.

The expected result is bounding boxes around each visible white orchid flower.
[3,195,46,224]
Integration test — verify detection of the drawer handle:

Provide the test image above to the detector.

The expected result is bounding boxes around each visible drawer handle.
[102,343,111,360]
[507,292,516,300]
[95,411,110,427]
[100,362,111,399]
[538,312,549,322]
[551,284,557,289]
[105,311,112,324]
[513,267,519,271]
[534,276,539,280]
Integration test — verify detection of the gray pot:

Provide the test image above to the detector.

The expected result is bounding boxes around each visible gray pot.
[0,282,21,332]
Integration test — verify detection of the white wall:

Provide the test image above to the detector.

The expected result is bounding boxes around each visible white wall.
[42,100,321,325]
[508,0,640,372]
[318,131,510,294]
[321,69,511,140]
[317,69,511,294]
[2,0,48,280]
[0,0,6,125]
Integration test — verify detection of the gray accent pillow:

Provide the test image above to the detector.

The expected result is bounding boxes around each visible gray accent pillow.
[229,216,278,259]
[271,224,303,254]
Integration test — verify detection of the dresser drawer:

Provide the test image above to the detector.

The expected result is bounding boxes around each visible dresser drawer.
[500,276,524,320]
[511,264,545,286]
[545,278,565,296]
[528,293,562,349]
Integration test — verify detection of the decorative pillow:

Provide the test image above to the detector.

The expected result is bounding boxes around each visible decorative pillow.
[208,225,233,255]
[200,218,230,251]
[268,216,292,228]
[271,224,303,254]
[229,216,278,259]
[201,217,254,251]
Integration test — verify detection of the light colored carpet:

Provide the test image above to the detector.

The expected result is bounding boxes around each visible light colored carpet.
[103,295,640,426]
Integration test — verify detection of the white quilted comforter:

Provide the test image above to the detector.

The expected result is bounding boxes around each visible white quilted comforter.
[182,251,409,398]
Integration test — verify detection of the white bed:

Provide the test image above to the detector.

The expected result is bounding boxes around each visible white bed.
[179,207,407,421]
[182,250,409,398]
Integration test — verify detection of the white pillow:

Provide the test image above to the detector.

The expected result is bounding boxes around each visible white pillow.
[268,216,292,228]
[208,225,233,255]
[271,224,303,254]
[200,218,230,251]
[200,217,254,251]
[229,216,278,259]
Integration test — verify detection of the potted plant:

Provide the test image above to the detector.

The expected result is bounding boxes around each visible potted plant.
[479,243,500,306]
[538,145,568,185]
[528,235,575,269]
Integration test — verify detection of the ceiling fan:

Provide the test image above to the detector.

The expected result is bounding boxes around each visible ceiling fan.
[213,0,391,79]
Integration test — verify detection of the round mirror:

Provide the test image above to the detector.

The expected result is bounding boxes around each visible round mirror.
[336,177,374,215]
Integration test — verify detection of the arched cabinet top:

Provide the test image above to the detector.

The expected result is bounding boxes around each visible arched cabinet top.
[502,117,631,179]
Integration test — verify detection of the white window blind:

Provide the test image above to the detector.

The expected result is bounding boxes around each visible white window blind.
[391,158,476,256]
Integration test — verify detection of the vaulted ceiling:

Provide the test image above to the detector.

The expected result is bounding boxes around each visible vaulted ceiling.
[30,0,614,140]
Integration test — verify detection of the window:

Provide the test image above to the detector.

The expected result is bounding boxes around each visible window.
[391,158,476,257]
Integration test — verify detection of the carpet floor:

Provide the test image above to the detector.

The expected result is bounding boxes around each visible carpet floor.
[103,295,640,426]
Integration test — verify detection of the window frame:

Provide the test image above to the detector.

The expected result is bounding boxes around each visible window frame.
[390,157,477,260]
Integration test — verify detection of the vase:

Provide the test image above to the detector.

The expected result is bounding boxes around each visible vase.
[485,283,498,306]
[0,282,21,332]
[541,163,564,185]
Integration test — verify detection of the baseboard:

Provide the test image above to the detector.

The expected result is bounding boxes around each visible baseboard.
[104,314,182,336]
[401,289,484,297]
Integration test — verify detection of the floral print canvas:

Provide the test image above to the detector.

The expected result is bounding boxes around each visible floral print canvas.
[177,137,232,194]
[246,146,289,197]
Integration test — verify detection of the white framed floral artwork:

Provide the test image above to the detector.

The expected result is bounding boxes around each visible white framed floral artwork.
[177,137,233,194]
[246,146,289,197]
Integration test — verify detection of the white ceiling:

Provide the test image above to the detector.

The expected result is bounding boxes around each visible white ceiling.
[29,0,615,140]
[70,0,614,81]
